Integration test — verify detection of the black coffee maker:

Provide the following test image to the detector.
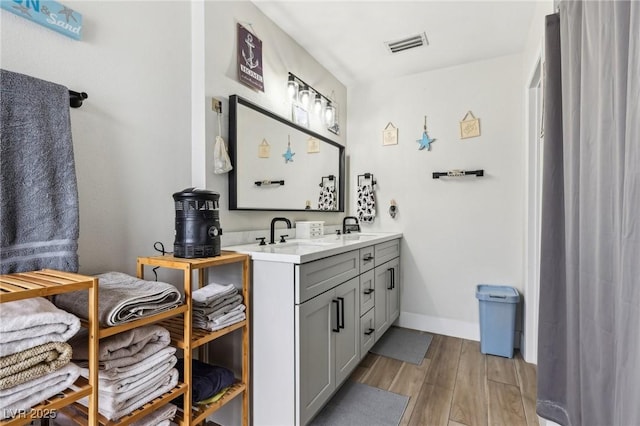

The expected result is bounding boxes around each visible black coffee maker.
[173,188,222,258]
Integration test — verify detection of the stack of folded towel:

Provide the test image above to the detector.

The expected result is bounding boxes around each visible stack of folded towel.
[53,402,178,426]
[0,298,81,420]
[54,272,183,326]
[192,283,246,331]
[70,325,178,421]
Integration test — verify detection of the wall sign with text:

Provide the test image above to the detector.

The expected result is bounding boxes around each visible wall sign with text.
[237,23,264,92]
[1,0,83,40]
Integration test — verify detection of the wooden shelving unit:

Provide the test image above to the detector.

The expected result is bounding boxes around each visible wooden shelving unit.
[0,270,99,426]
[137,252,250,426]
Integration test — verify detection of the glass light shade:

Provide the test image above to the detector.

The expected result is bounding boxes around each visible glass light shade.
[324,102,336,126]
[314,93,323,113]
[287,76,299,101]
[299,86,311,109]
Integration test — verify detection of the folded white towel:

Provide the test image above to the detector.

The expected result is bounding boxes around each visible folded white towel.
[71,325,170,363]
[96,355,177,394]
[0,297,80,357]
[193,293,242,315]
[79,346,176,380]
[93,368,179,421]
[0,363,80,420]
[194,300,243,323]
[195,305,247,331]
[192,282,237,305]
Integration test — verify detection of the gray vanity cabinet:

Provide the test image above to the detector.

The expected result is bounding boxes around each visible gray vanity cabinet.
[374,257,400,338]
[249,235,401,426]
[295,277,359,426]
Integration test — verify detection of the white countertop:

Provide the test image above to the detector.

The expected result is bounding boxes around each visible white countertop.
[223,232,402,263]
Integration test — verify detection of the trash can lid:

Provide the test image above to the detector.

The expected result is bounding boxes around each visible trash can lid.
[475,284,520,303]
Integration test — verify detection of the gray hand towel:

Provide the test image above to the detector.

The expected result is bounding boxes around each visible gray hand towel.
[0,69,79,274]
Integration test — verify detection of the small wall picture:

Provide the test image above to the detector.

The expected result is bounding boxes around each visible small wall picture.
[258,139,270,158]
[383,122,398,145]
[292,104,309,128]
[460,111,481,139]
[307,137,320,153]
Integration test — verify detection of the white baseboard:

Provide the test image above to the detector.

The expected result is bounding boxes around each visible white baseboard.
[398,311,480,341]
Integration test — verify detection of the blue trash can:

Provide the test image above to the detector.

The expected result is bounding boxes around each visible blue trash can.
[475,284,520,358]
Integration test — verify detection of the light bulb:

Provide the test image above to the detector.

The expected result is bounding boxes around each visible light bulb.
[314,93,323,113]
[299,86,311,109]
[324,102,335,126]
[287,75,298,101]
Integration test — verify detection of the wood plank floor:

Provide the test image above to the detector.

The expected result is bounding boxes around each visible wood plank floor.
[350,333,539,426]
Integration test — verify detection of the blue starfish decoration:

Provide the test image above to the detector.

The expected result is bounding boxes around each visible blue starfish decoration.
[283,142,295,163]
[417,131,435,150]
[417,115,436,150]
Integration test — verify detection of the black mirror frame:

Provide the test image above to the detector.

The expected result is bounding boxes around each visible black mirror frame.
[228,95,345,212]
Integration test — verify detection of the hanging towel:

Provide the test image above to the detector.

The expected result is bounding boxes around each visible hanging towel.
[356,184,376,223]
[318,185,337,210]
[0,297,80,358]
[213,111,232,174]
[0,69,79,274]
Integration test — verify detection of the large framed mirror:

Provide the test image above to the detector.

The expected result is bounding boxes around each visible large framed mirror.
[228,95,345,211]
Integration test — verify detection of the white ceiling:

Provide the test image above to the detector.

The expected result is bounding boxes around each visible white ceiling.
[253,0,539,87]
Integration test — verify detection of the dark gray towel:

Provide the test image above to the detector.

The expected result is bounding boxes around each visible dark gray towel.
[0,69,79,274]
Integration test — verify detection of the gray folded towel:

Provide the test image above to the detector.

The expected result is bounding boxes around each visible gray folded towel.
[0,363,80,420]
[0,69,79,274]
[70,325,170,364]
[54,272,183,326]
[0,297,80,357]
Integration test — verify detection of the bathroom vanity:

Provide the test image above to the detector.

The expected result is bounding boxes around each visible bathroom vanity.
[225,232,402,425]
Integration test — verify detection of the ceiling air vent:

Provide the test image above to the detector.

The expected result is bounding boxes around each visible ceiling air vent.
[385,32,429,54]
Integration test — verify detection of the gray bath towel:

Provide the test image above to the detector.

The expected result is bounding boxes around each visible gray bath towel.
[54,272,183,326]
[0,342,72,390]
[76,368,179,421]
[0,363,80,420]
[0,69,79,274]
[70,325,170,364]
[0,297,80,357]
[78,347,177,380]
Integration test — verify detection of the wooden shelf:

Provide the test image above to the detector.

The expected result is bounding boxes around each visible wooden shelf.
[0,270,99,425]
[190,381,247,425]
[137,253,251,426]
[61,383,188,426]
[0,269,96,303]
[159,316,247,349]
[96,304,189,339]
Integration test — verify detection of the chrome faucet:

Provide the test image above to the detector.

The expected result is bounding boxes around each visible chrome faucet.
[270,217,292,244]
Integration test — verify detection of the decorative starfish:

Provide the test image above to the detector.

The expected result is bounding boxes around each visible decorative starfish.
[12,4,31,17]
[417,116,436,150]
[283,137,295,163]
[58,6,78,23]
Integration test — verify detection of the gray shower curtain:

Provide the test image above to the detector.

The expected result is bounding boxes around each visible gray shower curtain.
[537,2,640,425]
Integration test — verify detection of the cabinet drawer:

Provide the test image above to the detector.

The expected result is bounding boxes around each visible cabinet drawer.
[359,269,375,314]
[359,246,375,272]
[360,307,376,359]
[374,239,400,266]
[296,250,360,303]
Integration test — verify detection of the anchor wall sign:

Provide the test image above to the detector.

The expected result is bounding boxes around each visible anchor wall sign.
[237,23,264,92]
